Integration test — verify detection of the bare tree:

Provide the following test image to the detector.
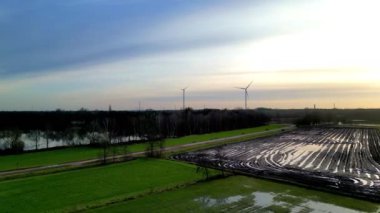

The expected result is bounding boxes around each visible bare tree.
[196,165,210,180]
[87,121,101,146]
[62,128,75,146]
[43,127,54,149]
[101,118,118,164]
[146,138,165,158]
[3,130,25,154]
[27,130,41,150]
[100,137,110,164]
[195,153,211,180]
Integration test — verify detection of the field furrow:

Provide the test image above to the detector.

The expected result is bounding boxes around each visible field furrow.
[174,127,380,201]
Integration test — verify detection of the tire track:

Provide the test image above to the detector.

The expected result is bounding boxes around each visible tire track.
[174,127,380,201]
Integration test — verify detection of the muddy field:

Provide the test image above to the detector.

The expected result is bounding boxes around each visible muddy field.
[173,127,380,201]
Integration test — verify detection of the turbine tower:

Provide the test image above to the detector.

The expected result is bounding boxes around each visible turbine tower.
[235,81,253,110]
[181,87,188,110]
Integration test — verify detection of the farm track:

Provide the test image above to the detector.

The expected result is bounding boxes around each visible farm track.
[173,127,380,201]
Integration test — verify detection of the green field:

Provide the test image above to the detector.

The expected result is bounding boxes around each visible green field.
[0,124,285,172]
[0,158,213,212]
[2,121,379,213]
[91,175,380,213]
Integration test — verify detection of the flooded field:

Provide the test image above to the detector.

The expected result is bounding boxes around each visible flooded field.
[174,128,380,201]
[0,133,142,151]
[91,176,380,212]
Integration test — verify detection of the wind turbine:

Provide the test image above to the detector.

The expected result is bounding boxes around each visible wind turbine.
[181,87,189,110]
[235,81,253,110]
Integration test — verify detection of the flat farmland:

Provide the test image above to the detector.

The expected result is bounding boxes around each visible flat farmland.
[174,127,380,201]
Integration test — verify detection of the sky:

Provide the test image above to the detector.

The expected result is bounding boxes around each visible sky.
[0,0,379,110]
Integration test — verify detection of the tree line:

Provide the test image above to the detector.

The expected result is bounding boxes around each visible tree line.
[0,109,270,154]
[2,108,380,154]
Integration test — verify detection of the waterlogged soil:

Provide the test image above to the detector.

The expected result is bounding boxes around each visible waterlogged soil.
[90,176,380,212]
[174,127,380,201]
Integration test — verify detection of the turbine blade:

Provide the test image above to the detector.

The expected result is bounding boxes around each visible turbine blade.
[234,87,245,90]
[246,81,253,89]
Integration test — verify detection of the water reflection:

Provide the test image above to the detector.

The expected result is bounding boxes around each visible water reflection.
[253,192,275,208]
[252,192,362,213]
[305,201,361,213]
[194,195,244,208]
[0,133,142,151]
[194,189,370,212]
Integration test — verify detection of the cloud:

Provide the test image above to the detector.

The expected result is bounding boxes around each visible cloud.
[1,0,380,110]
[0,0,314,78]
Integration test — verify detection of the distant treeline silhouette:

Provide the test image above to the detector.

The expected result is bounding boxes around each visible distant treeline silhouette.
[2,108,380,154]
[0,109,270,153]
[0,109,269,134]
[257,108,380,126]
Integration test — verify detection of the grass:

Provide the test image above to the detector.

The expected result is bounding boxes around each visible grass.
[0,124,285,172]
[89,175,380,213]
[0,158,215,212]
[0,147,100,171]
[160,124,285,147]
[166,130,287,156]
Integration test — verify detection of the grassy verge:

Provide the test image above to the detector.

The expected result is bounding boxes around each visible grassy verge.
[165,128,289,156]
[89,175,380,213]
[0,158,216,212]
[0,147,100,172]
[0,124,286,172]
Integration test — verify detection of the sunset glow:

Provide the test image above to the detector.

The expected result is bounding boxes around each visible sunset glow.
[0,0,379,110]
